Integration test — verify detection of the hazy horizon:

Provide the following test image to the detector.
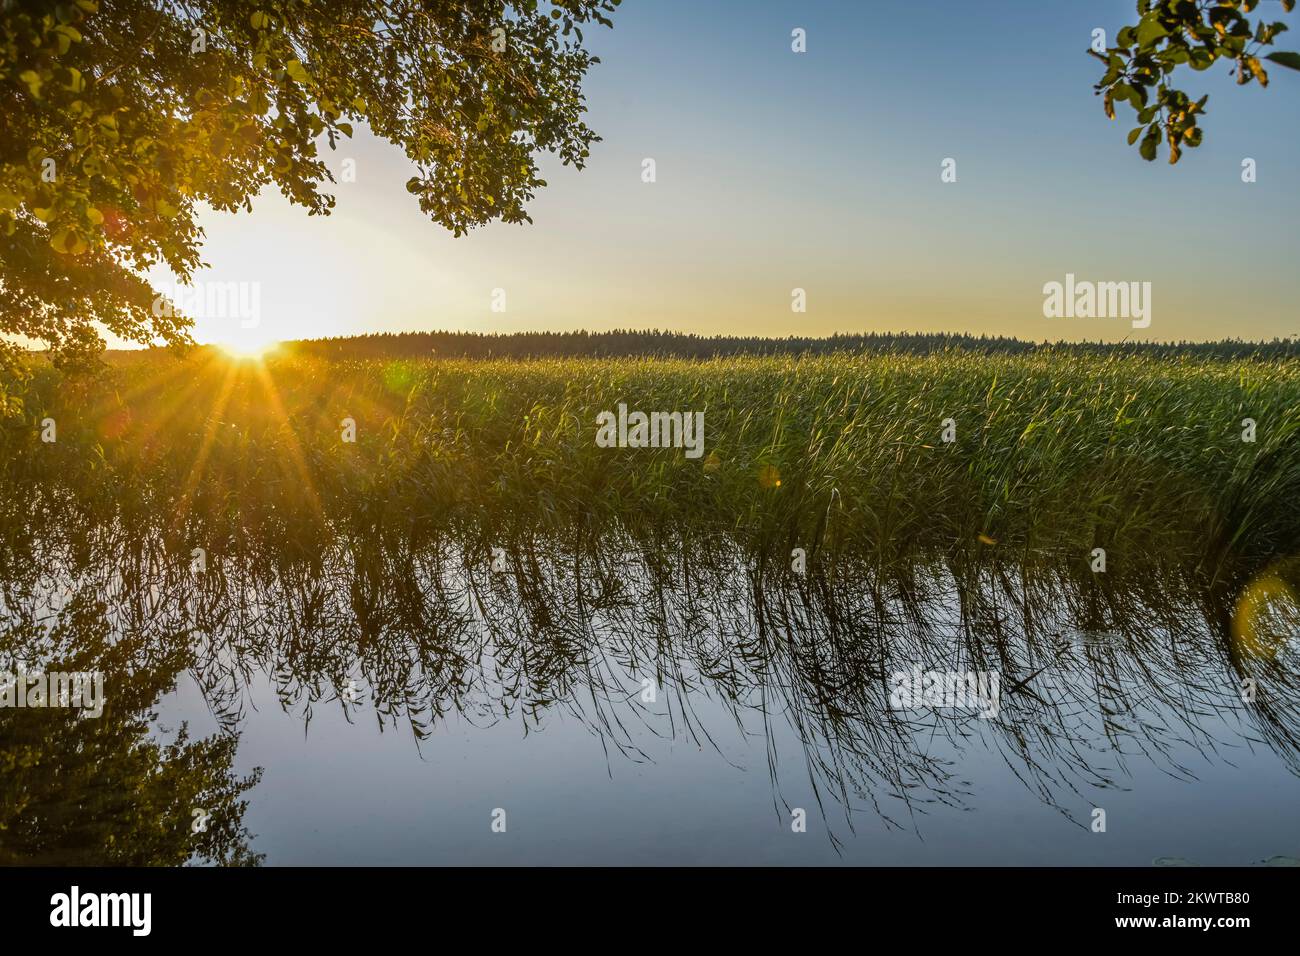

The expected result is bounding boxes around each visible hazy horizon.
[91,326,1300,353]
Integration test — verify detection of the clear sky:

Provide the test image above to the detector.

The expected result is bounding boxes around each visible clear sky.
[153,0,1300,349]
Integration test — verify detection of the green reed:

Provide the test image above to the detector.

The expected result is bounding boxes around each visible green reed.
[1,348,1296,581]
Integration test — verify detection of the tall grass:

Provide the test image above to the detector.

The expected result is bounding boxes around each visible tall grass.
[1,348,1296,582]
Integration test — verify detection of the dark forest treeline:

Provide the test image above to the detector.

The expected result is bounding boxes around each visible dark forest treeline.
[275,329,1300,361]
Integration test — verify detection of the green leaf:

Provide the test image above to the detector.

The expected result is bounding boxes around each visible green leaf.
[1127,126,1144,145]
[50,228,86,255]
[18,69,43,97]
[1136,17,1169,48]
[1264,51,1300,71]
[1139,130,1159,161]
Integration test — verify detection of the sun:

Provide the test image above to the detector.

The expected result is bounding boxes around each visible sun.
[214,329,282,360]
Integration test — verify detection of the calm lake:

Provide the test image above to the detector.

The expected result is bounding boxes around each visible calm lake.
[3,522,1299,866]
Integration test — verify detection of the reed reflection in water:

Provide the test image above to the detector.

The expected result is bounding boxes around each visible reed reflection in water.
[2,510,1299,864]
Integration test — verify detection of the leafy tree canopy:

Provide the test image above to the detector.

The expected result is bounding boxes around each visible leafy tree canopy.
[0,0,619,380]
[1094,0,1298,163]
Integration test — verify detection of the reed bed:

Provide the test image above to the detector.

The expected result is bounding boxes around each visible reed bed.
[2,348,1296,581]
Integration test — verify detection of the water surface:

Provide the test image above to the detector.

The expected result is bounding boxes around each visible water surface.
[4,518,1298,865]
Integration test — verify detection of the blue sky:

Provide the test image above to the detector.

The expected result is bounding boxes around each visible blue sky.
[171,0,1300,349]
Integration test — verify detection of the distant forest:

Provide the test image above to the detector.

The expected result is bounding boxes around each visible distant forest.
[274,330,1300,361]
